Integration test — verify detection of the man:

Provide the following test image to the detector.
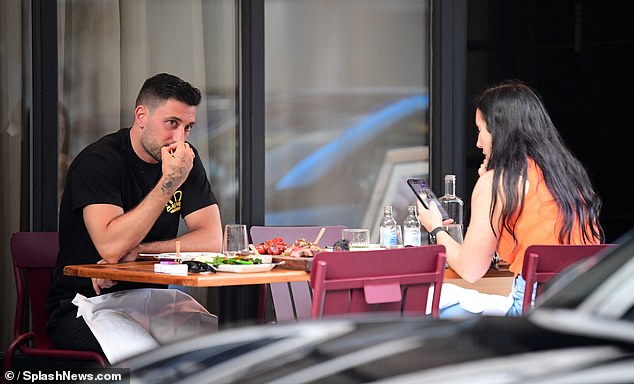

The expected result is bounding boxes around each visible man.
[46,73,222,353]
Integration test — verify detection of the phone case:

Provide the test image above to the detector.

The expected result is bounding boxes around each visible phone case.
[406,178,449,220]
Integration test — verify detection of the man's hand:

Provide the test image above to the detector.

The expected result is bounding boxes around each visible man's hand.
[92,259,117,295]
[160,141,195,194]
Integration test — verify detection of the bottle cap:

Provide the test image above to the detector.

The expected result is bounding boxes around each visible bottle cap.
[445,174,456,181]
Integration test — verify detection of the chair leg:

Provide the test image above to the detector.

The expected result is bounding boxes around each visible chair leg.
[2,354,13,384]
[257,284,268,323]
[2,334,30,384]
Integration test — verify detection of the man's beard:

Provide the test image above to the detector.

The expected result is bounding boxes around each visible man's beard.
[140,134,163,163]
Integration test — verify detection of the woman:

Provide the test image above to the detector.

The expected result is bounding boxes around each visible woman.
[418,80,604,315]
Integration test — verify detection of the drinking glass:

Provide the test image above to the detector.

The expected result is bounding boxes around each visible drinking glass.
[342,229,370,249]
[223,224,249,256]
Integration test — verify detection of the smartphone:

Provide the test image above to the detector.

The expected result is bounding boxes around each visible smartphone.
[406,178,450,221]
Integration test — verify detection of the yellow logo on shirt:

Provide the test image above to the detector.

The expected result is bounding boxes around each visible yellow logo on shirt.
[166,191,182,214]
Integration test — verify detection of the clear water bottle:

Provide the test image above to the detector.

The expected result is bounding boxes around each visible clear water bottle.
[379,205,398,249]
[439,174,464,225]
[439,174,464,243]
[402,205,421,246]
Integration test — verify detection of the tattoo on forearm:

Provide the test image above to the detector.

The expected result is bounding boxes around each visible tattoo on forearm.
[161,164,187,194]
[162,178,174,193]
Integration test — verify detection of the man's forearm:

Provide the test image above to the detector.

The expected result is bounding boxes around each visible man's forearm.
[134,205,223,255]
[137,229,217,255]
[89,176,180,263]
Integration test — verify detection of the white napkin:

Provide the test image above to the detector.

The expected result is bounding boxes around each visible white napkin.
[73,288,218,364]
[427,283,513,316]
[73,294,158,363]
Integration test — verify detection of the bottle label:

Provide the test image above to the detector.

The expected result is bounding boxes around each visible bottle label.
[403,227,421,246]
[380,227,398,248]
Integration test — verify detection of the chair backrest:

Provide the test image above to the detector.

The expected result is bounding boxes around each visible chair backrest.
[250,225,347,248]
[10,231,59,349]
[521,244,615,315]
[250,225,347,322]
[310,246,446,319]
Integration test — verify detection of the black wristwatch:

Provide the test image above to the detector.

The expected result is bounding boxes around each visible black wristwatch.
[429,226,449,244]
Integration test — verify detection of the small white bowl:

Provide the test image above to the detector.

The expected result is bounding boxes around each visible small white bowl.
[252,253,273,264]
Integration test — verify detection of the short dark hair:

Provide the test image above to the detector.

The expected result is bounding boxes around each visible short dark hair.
[135,73,201,109]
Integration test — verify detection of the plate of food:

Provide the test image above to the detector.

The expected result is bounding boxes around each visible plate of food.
[267,238,326,271]
[199,254,276,273]
[214,263,276,273]
[152,252,225,262]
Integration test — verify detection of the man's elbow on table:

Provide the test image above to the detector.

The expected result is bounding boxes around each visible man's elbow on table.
[94,243,136,264]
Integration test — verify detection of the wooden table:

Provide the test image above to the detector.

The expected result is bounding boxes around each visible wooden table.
[64,259,514,325]
[65,260,513,292]
[63,261,309,287]
[64,261,310,325]
[444,263,515,296]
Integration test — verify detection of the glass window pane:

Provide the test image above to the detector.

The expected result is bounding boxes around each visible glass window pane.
[1,0,24,342]
[0,0,23,229]
[265,0,430,241]
[57,0,238,223]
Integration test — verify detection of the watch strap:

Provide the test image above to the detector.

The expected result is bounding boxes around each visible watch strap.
[430,226,448,237]
[430,226,448,244]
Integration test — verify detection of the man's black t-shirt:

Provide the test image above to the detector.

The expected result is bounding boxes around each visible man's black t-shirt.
[46,128,217,315]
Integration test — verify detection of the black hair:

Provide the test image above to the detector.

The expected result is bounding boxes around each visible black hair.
[135,73,201,109]
[476,80,603,245]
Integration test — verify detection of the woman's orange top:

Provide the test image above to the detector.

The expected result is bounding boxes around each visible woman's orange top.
[496,159,596,275]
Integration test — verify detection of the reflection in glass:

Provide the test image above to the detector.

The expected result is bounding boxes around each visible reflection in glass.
[265,0,430,241]
[1,0,24,343]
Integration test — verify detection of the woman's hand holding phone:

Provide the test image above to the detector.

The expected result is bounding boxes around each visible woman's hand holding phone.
[406,178,450,221]
[416,200,454,232]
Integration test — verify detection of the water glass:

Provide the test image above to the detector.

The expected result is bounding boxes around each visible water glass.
[342,229,370,249]
[223,224,249,256]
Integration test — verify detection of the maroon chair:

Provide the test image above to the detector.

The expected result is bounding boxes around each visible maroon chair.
[250,225,346,322]
[2,232,107,378]
[310,246,446,319]
[521,244,615,315]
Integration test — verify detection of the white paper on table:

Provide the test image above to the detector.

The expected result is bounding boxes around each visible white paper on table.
[73,288,218,364]
[427,283,513,316]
